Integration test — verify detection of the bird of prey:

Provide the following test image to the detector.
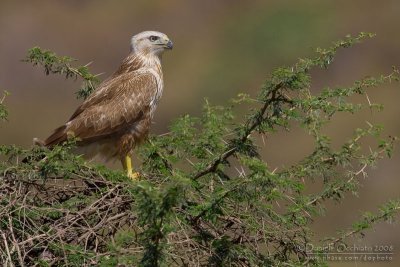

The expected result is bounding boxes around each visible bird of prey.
[35,31,173,179]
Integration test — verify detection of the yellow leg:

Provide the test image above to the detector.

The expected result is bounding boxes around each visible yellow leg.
[124,155,140,180]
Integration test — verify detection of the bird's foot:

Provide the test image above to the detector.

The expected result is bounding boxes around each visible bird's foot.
[127,171,140,181]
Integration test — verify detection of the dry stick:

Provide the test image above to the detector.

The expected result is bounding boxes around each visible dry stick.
[18,234,47,246]
[8,217,25,267]
[0,173,133,264]
[54,185,121,229]
[2,233,14,267]
[77,212,126,243]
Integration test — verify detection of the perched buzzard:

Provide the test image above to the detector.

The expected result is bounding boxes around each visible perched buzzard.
[35,31,173,179]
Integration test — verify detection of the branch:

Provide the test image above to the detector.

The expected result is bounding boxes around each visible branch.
[0,90,9,121]
[193,33,376,181]
[325,200,400,246]
[23,47,100,99]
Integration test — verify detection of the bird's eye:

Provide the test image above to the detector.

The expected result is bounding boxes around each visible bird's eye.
[149,36,159,42]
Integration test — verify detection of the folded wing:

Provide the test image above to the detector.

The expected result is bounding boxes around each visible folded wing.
[44,71,158,146]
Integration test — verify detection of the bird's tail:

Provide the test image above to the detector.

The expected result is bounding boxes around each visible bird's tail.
[22,138,46,163]
[24,126,67,163]
[33,137,45,147]
[43,125,67,147]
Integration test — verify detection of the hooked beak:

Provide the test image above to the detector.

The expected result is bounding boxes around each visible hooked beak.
[164,40,173,50]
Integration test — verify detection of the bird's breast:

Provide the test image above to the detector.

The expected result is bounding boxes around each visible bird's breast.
[148,68,164,116]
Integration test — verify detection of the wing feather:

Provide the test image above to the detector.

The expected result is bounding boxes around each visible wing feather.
[45,71,158,146]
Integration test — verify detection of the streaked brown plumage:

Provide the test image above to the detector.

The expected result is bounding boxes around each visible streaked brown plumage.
[36,31,173,178]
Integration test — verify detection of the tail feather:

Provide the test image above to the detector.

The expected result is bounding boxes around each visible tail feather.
[25,125,68,164]
[24,138,47,163]
[33,137,45,146]
[44,125,68,147]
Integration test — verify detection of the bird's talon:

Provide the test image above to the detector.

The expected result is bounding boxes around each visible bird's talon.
[128,171,140,180]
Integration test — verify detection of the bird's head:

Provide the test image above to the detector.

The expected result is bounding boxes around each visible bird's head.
[130,31,173,56]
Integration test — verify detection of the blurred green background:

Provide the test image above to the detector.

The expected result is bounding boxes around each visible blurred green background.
[1,1,399,266]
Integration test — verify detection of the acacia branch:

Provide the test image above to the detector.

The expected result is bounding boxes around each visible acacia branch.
[325,202,400,247]
[193,89,281,180]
